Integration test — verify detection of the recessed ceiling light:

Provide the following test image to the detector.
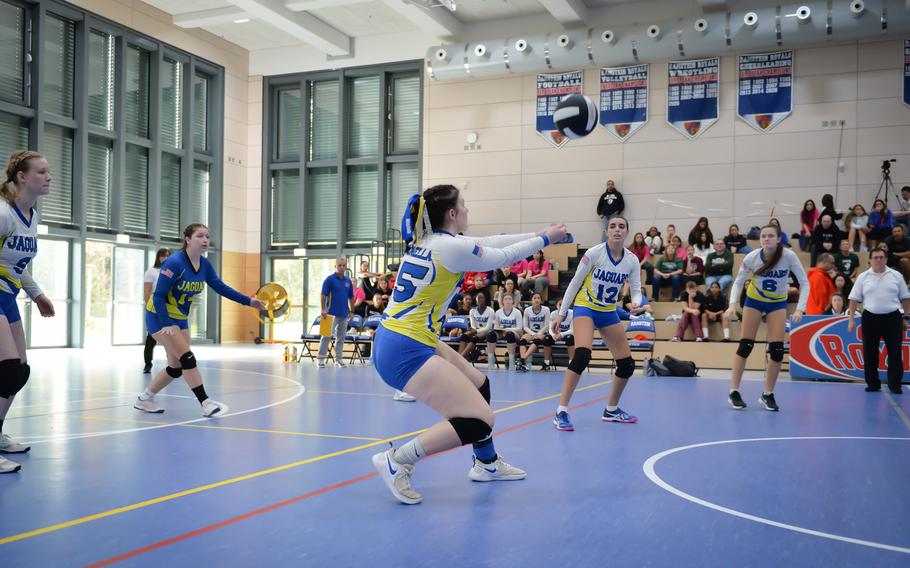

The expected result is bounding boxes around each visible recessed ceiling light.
[233,18,250,23]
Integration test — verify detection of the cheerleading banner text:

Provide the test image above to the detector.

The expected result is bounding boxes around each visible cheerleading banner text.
[599,64,649,142]
[667,57,719,140]
[738,50,793,132]
[904,40,910,108]
[536,70,583,148]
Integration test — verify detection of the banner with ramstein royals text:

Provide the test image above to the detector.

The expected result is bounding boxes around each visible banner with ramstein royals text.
[536,70,583,148]
[599,64,649,142]
[667,57,719,140]
[738,50,793,132]
[904,40,910,108]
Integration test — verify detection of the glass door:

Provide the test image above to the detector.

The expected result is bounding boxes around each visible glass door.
[16,238,71,347]
[84,240,113,347]
[272,258,304,341]
[306,258,335,333]
[112,246,146,345]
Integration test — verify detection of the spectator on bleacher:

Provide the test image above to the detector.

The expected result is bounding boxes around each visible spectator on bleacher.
[833,273,852,302]
[895,186,910,229]
[688,217,714,246]
[673,281,705,341]
[845,204,869,252]
[352,286,367,313]
[509,256,529,291]
[867,199,894,247]
[768,218,791,247]
[705,238,734,293]
[810,214,842,266]
[666,224,677,246]
[597,179,625,241]
[799,199,819,251]
[682,245,705,287]
[671,235,687,262]
[460,292,495,365]
[357,260,381,296]
[693,231,712,261]
[551,299,575,361]
[820,194,844,225]
[884,224,910,282]
[517,292,553,372]
[724,224,752,254]
[375,276,392,306]
[630,232,654,284]
[617,284,652,320]
[786,272,802,303]
[522,250,550,297]
[448,293,473,320]
[495,265,518,291]
[495,278,522,309]
[652,243,685,302]
[317,258,355,369]
[701,281,731,342]
[822,293,846,316]
[492,293,523,370]
[806,253,837,315]
[357,292,385,319]
[834,239,860,280]
[645,226,663,256]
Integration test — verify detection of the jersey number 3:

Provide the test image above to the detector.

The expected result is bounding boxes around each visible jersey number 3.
[393,261,431,303]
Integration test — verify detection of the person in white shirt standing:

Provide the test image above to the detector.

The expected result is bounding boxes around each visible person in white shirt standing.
[142,248,171,373]
[847,246,910,394]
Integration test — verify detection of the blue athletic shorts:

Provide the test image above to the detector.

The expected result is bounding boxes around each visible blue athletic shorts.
[743,296,788,314]
[572,306,621,329]
[373,324,436,391]
[0,292,21,324]
[145,310,189,335]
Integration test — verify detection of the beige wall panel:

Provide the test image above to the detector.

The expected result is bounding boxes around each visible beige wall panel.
[467,223,524,237]
[855,153,910,182]
[456,175,523,201]
[858,39,903,71]
[222,229,246,253]
[521,196,605,223]
[857,125,910,157]
[521,170,623,199]
[464,199,524,225]
[734,158,838,189]
[520,124,619,149]
[224,96,248,126]
[857,69,901,100]
[72,0,134,26]
[623,137,734,169]
[248,77,263,104]
[630,110,735,143]
[522,144,623,174]
[856,98,910,128]
[733,101,857,135]
[429,76,523,109]
[795,43,858,77]
[622,163,734,192]
[427,101,523,132]
[224,118,248,145]
[719,81,736,111]
[622,191,734,219]
[793,73,857,104]
[426,151,522,179]
[427,126,522,155]
[225,73,249,103]
[734,129,856,163]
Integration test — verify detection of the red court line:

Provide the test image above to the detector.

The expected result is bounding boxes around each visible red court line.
[85,395,611,568]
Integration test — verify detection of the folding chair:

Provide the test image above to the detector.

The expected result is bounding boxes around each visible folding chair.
[299,316,325,362]
[440,315,469,347]
[344,315,365,364]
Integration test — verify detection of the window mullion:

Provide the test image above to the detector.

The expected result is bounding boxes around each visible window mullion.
[74,16,88,234]
[111,34,126,232]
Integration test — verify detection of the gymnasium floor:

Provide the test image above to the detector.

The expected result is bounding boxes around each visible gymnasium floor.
[1,346,908,567]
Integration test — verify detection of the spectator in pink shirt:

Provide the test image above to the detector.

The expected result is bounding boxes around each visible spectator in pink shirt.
[522,250,550,296]
[510,257,529,291]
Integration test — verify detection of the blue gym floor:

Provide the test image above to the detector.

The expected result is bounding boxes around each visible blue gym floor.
[1,346,909,567]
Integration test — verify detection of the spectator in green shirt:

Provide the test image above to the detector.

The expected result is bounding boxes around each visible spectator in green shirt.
[704,238,734,293]
[651,243,684,302]
[833,239,860,280]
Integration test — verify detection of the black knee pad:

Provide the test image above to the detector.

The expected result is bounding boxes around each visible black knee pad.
[542,336,555,347]
[615,356,635,379]
[567,347,592,374]
[16,362,29,393]
[0,359,23,398]
[768,341,785,362]
[564,336,575,346]
[518,337,530,347]
[504,332,517,344]
[449,417,493,446]
[179,351,197,370]
[166,366,183,378]
[736,339,755,359]
[479,377,491,404]
[531,337,543,346]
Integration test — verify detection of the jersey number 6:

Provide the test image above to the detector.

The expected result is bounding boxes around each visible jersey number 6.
[393,261,431,303]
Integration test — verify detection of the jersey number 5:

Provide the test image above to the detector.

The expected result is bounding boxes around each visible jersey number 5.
[393,261,430,303]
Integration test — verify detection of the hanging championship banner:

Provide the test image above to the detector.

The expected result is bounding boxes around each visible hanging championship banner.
[667,57,719,140]
[737,50,793,132]
[536,70,583,148]
[599,64,649,142]
[904,40,910,108]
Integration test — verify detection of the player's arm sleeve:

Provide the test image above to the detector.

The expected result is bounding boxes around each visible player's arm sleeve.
[728,255,753,306]
[790,253,810,313]
[480,310,494,333]
[522,308,533,335]
[565,315,574,336]
[628,257,642,306]
[469,310,478,329]
[152,263,177,326]
[471,232,538,248]
[18,267,44,301]
[204,260,252,306]
[440,234,549,273]
[542,308,551,335]
[559,250,596,315]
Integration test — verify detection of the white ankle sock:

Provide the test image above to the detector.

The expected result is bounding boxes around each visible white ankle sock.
[606,405,618,412]
[723,328,730,339]
[393,438,425,466]
[139,389,154,400]
[557,405,568,414]
[701,327,709,337]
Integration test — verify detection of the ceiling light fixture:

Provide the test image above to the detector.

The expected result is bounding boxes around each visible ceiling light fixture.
[233,18,250,23]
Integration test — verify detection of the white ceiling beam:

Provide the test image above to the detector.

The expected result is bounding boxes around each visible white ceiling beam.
[173,6,250,28]
[538,0,588,25]
[380,0,462,39]
[284,0,372,10]
[226,0,351,56]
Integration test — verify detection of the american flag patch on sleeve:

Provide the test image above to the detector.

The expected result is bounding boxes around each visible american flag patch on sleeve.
[161,268,174,278]
[581,255,590,265]
[472,244,484,257]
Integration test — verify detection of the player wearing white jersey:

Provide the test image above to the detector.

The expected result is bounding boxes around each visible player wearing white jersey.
[517,293,553,372]
[458,291,495,364]
[0,151,55,474]
[725,224,809,411]
[552,300,575,361]
[492,294,524,370]
[551,216,642,431]
[371,184,567,504]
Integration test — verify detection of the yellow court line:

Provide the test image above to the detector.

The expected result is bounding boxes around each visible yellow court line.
[0,379,612,546]
[75,415,383,442]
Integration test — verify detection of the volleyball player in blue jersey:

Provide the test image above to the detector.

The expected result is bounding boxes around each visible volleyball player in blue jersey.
[134,223,265,417]
[371,185,567,504]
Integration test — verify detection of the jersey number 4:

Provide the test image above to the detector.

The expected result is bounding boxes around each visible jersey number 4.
[393,261,431,303]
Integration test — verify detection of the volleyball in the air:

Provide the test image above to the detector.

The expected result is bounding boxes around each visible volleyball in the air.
[553,94,598,139]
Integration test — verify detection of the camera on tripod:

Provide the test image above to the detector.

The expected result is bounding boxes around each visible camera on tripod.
[882,158,896,172]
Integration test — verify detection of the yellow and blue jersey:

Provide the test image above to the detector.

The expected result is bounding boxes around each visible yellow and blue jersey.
[730,248,809,312]
[560,243,642,316]
[0,201,43,300]
[381,231,548,347]
[146,250,250,323]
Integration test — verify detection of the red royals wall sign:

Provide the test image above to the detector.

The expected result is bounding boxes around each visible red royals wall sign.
[789,315,910,381]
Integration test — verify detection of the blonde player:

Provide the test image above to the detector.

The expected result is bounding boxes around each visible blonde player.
[0,151,55,474]
[551,216,641,431]
[371,184,567,504]
[725,223,808,411]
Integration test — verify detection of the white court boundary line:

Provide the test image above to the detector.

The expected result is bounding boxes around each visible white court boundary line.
[23,369,305,445]
[642,436,910,555]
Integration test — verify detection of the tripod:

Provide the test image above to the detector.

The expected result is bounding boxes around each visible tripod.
[874,160,900,207]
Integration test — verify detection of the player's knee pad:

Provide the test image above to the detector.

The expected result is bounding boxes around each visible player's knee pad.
[567,347,592,374]
[504,332,517,344]
[479,377,491,404]
[615,356,635,379]
[531,337,543,346]
[736,339,755,359]
[768,341,785,362]
[179,351,197,370]
[449,417,492,446]
[0,359,23,398]
[166,366,183,378]
[16,362,29,393]
[542,336,555,347]
[518,337,530,347]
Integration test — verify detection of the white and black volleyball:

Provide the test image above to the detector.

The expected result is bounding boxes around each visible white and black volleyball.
[553,94,597,139]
